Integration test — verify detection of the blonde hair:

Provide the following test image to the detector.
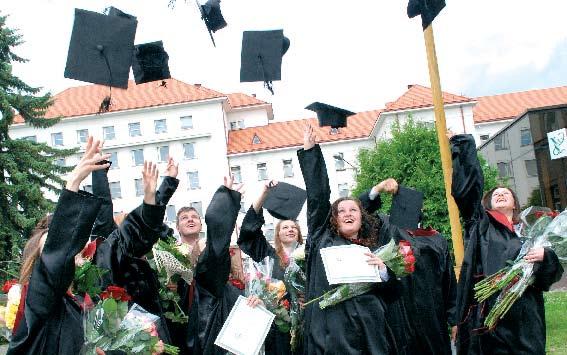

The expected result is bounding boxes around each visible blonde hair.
[274,220,303,269]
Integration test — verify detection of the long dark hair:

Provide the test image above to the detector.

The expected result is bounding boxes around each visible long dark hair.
[19,214,52,284]
[482,186,521,223]
[329,197,381,248]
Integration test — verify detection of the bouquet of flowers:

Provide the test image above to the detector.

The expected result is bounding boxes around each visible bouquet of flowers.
[74,240,107,298]
[305,238,416,309]
[151,237,194,324]
[283,245,306,351]
[245,257,291,333]
[474,207,567,328]
[1,279,20,340]
[83,285,179,354]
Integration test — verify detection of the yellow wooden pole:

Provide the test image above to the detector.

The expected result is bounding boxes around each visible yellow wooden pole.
[423,24,464,278]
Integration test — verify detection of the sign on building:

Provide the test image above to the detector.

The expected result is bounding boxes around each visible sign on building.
[547,128,567,160]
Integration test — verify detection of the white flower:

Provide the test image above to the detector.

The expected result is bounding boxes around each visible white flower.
[291,245,305,262]
[176,243,192,257]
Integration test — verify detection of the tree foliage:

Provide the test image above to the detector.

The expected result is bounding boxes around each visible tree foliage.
[0,14,75,281]
[352,119,499,247]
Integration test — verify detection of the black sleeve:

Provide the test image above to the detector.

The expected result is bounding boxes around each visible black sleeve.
[358,189,382,215]
[443,241,458,326]
[156,176,179,206]
[450,134,484,223]
[237,206,275,262]
[297,144,331,242]
[91,168,117,239]
[25,189,102,320]
[532,247,564,291]
[196,186,241,298]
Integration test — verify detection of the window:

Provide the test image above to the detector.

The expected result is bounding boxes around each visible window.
[110,182,122,199]
[77,129,88,144]
[264,223,275,241]
[334,153,345,171]
[129,122,141,137]
[154,119,167,134]
[480,134,490,141]
[330,128,339,135]
[131,149,144,166]
[83,185,93,194]
[157,146,169,162]
[252,134,261,144]
[494,135,507,151]
[240,201,247,214]
[231,166,242,183]
[109,152,118,169]
[103,126,115,140]
[21,136,37,142]
[520,129,532,146]
[230,120,245,130]
[257,163,268,181]
[54,158,65,167]
[497,162,511,178]
[134,178,143,196]
[283,159,294,178]
[166,205,176,222]
[180,116,193,130]
[51,132,63,146]
[187,171,200,189]
[183,143,195,159]
[338,183,349,198]
[191,201,203,216]
[525,159,538,177]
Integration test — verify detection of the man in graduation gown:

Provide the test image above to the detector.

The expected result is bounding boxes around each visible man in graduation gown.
[450,133,564,355]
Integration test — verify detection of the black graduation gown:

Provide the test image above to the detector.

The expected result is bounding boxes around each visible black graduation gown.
[451,134,564,355]
[298,144,399,355]
[8,189,102,355]
[238,206,292,355]
[90,168,118,240]
[178,185,242,355]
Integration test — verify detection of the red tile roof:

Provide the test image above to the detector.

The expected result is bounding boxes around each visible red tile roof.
[384,84,473,112]
[227,93,267,108]
[13,79,227,123]
[227,110,382,155]
[473,86,567,124]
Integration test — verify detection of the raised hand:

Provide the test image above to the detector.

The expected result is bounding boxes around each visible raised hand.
[446,130,456,140]
[224,175,244,193]
[375,178,399,195]
[165,157,179,178]
[303,123,316,151]
[142,161,159,205]
[66,136,111,192]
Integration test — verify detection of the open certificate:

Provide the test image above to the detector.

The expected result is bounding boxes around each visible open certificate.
[215,295,275,355]
[320,245,382,284]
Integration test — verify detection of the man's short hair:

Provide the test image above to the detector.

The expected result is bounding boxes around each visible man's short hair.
[176,206,200,224]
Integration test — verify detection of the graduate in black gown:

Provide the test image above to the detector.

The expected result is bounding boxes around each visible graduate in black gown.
[238,180,305,355]
[450,133,564,355]
[8,138,110,354]
[299,124,400,355]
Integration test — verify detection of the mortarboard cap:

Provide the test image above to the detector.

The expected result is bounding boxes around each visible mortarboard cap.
[106,6,137,20]
[305,102,355,129]
[240,30,290,94]
[197,0,227,47]
[407,0,446,30]
[132,41,171,84]
[389,186,424,230]
[64,8,138,89]
[263,182,307,221]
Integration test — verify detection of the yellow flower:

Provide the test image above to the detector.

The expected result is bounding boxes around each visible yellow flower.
[5,284,21,331]
[268,280,287,300]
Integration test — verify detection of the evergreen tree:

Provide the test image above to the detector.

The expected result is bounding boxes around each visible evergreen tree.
[353,119,500,247]
[0,14,74,281]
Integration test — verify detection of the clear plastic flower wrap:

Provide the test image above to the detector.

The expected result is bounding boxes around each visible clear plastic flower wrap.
[283,245,306,351]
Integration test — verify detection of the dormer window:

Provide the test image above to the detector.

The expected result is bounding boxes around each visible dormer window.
[252,134,261,144]
[330,128,339,135]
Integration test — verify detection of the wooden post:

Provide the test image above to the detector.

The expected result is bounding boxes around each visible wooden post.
[423,24,464,278]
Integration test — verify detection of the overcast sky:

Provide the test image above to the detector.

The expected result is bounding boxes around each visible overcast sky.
[3,0,567,121]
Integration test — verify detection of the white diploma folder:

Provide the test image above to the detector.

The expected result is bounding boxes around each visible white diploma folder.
[320,244,382,284]
[215,295,275,355]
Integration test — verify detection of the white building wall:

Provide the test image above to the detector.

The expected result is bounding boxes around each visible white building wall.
[475,120,514,144]
[227,107,270,129]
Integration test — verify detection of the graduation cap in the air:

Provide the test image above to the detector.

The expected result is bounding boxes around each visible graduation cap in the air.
[389,186,424,230]
[106,6,137,20]
[407,0,446,30]
[263,182,307,221]
[64,8,138,89]
[240,30,290,95]
[132,41,171,84]
[305,102,355,129]
[196,0,227,47]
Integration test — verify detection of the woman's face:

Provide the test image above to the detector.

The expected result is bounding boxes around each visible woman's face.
[491,187,515,212]
[337,200,362,239]
[278,220,299,246]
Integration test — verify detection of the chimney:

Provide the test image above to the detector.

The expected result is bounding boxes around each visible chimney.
[194,83,201,88]
[251,93,256,97]
[407,84,415,89]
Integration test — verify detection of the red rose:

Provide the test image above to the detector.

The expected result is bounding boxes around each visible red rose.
[81,240,98,260]
[405,264,415,273]
[2,279,18,294]
[281,299,290,310]
[103,286,131,302]
[398,241,412,256]
[404,254,416,265]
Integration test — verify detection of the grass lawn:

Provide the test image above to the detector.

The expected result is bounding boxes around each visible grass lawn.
[546,291,567,354]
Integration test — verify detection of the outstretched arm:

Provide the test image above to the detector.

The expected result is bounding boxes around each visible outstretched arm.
[155,157,180,206]
[90,162,117,240]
